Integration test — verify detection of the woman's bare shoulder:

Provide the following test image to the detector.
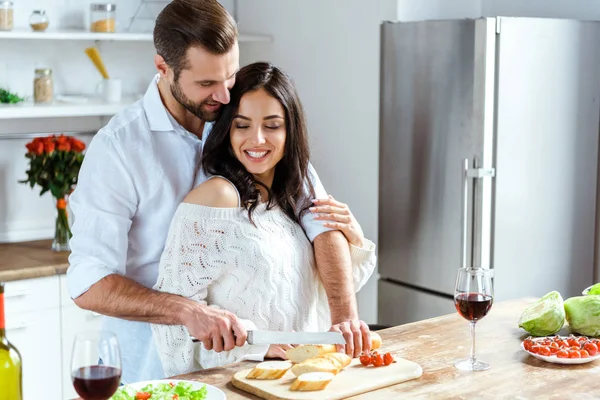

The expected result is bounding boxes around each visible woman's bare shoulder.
[183,177,239,208]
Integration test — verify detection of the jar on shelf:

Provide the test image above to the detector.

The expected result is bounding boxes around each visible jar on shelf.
[0,0,14,31]
[90,3,116,33]
[29,10,49,32]
[33,68,54,104]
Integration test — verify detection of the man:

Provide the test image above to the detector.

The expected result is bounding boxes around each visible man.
[67,0,369,383]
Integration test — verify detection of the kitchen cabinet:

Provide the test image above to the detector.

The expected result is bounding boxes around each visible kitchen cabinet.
[5,276,62,400]
[60,275,104,399]
[3,274,104,400]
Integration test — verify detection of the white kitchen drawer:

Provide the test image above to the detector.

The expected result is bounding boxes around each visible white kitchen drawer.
[6,307,62,400]
[61,304,105,399]
[4,276,60,315]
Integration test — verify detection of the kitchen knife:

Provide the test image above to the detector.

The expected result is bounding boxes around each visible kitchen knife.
[190,330,346,345]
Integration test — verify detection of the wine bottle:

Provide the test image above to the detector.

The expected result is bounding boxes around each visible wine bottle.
[0,282,22,400]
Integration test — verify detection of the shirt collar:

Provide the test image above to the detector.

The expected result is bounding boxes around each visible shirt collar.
[142,74,214,140]
[143,74,177,132]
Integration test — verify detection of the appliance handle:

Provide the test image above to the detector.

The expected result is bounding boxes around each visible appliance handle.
[461,158,496,270]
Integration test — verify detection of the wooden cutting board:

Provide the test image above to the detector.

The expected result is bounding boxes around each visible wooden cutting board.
[231,357,423,400]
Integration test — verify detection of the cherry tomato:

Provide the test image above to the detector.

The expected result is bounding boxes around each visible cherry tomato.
[523,339,534,351]
[371,353,385,367]
[556,349,570,358]
[359,353,371,366]
[569,350,581,358]
[580,349,590,358]
[537,346,551,357]
[584,342,598,356]
[567,338,580,347]
[136,393,152,400]
[578,336,588,343]
[558,340,570,349]
[549,342,559,349]
[530,345,541,354]
[383,352,394,366]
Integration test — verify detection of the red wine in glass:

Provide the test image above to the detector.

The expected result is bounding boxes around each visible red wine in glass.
[72,365,121,400]
[71,331,121,400]
[453,268,494,371]
[455,293,493,322]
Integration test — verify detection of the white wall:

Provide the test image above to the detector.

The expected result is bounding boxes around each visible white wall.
[397,0,481,20]
[482,0,600,19]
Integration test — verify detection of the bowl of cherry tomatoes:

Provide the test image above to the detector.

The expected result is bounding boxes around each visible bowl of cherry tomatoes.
[522,335,600,365]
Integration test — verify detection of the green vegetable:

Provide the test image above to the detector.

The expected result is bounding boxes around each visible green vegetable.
[587,283,600,295]
[564,295,600,337]
[0,88,25,104]
[111,381,208,400]
[517,291,565,336]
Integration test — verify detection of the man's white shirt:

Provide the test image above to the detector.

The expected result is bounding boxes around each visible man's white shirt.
[67,75,330,383]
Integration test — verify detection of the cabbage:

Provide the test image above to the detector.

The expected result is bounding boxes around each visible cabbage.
[587,283,600,295]
[564,295,600,337]
[518,291,565,336]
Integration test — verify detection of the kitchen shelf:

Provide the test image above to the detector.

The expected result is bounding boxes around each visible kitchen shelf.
[0,97,139,119]
[0,29,272,42]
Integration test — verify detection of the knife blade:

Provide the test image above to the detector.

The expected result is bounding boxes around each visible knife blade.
[190,330,346,345]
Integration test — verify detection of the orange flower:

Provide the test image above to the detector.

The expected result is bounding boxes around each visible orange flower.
[70,138,86,153]
[34,141,44,155]
[45,141,56,153]
[55,135,68,145]
[57,141,71,152]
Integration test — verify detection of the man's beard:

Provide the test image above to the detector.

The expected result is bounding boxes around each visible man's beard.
[170,79,221,122]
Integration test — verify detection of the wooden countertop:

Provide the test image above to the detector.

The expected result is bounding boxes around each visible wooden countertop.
[0,240,69,281]
[171,298,599,399]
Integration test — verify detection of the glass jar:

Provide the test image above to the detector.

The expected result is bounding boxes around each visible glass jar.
[90,3,116,33]
[0,0,14,31]
[33,68,53,104]
[29,10,49,32]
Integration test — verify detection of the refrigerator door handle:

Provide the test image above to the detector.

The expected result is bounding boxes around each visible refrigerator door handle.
[461,158,495,270]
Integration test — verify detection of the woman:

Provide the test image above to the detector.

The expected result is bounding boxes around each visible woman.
[151,62,376,377]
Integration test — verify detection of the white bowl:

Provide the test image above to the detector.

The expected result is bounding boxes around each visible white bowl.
[521,337,600,365]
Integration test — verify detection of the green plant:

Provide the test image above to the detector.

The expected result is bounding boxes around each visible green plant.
[0,88,25,104]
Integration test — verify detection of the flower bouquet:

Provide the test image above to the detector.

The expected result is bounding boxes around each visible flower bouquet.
[19,134,86,251]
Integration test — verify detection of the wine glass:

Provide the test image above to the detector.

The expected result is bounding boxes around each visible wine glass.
[453,267,494,371]
[71,331,122,400]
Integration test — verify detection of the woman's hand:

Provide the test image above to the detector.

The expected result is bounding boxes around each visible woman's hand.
[265,344,293,359]
[310,195,365,248]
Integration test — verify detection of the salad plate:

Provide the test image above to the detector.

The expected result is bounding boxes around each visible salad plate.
[521,336,600,365]
[111,379,226,400]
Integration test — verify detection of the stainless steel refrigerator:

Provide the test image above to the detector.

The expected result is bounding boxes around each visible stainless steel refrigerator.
[378,17,600,326]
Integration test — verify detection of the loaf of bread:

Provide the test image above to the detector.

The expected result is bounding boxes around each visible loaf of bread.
[286,331,383,363]
[291,352,351,377]
[246,361,292,380]
[289,372,335,391]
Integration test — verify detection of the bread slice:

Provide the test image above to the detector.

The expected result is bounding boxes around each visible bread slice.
[371,331,382,351]
[289,372,335,391]
[246,361,292,380]
[291,352,351,377]
[286,344,337,364]
[286,331,383,363]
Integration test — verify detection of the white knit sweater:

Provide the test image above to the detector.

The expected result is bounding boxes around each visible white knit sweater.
[151,201,376,377]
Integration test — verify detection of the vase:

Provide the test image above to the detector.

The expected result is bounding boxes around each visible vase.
[52,195,72,252]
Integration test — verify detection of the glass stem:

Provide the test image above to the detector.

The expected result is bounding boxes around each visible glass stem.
[469,321,476,364]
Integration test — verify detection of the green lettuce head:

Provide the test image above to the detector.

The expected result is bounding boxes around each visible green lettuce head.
[518,291,565,336]
[586,283,600,295]
[564,295,600,337]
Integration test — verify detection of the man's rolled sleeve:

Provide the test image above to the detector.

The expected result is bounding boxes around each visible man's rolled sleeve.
[67,131,138,299]
[300,163,334,242]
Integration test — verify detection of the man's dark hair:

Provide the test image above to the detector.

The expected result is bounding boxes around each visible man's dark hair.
[154,0,238,79]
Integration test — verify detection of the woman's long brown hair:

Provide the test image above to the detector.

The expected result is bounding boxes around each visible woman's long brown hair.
[202,62,315,223]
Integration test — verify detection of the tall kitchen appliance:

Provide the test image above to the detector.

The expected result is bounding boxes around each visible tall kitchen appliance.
[378,17,600,325]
